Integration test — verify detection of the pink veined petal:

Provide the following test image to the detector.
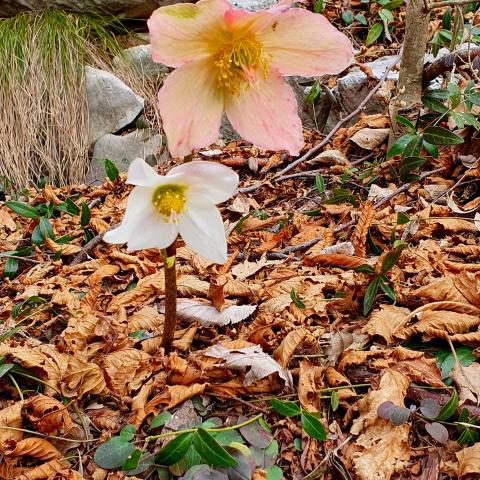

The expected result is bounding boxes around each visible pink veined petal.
[158,59,224,158]
[225,68,303,155]
[148,0,231,67]
[224,5,277,35]
[256,8,354,76]
[168,161,239,204]
[178,204,228,264]
[103,187,154,244]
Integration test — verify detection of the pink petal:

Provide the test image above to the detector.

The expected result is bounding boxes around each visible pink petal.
[225,69,303,155]
[148,0,230,67]
[158,60,224,158]
[256,9,353,76]
[168,161,239,204]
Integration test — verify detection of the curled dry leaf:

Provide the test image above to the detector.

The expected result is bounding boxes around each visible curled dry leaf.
[3,437,62,461]
[351,202,375,258]
[23,395,73,436]
[456,442,480,479]
[451,362,480,403]
[11,459,67,480]
[0,402,24,445]
[176,298,256,326]
[350,128,390,150]
[350,370,411,480]
[363,305,412,344]
[273,328,308,369]
[205,344,294,390]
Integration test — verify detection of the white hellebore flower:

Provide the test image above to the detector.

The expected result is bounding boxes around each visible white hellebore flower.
[104,158,239,264]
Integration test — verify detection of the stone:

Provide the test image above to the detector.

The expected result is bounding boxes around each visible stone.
[229,0,277,11]
[113,45,169,79]
[0,0,187,19]
[87,129,163,184]
[86,66,144,145]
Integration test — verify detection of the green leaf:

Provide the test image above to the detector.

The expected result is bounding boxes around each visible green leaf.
[122,449,142,472]
[381,244,406,273]
[378,8,394,24]
[155,432,194,466]
[341,10,354,24]
[397,212,410,225]
[150,411,172,429]
[119,425,136,441]
[447,82,461,109]
[355,264,376,275]
[193,429,238,468]
[314,0,323,12]
[315,174,325,196]
[270,399,301,417]
[3,257,18,279]
[387,133,416,158]
[11,296,47,319]
[437,347,476,380]
[94,437,135,469]
[399,156,426,180]
[378,276,396,303]
[422,95,449,113]
[395,115,416,132]
[305,81,321,104]
[422,140,439,158]
[266,466,283,480]
[0,363,15,378]
[402,135,424,159]
[366,23,384,46]
[104,159,120,182]
[38,217,55,240]
[330,390,339,412]
[301,413,327,441]
[290,289,305,309]
[80,202,91,227]
[436,389,458,421]
[363,277,380,316]
[354,13,368,25]
[442,6,451,29]
[4,201,40,219]
[423,126,464,145]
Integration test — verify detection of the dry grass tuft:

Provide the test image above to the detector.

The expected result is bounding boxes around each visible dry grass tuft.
[0,10,123,188]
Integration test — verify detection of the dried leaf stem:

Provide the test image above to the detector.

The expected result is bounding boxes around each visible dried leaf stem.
[161,241,177,353]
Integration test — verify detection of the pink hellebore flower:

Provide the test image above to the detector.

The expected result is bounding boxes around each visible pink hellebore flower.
[148,0,353,158]
[104,159,239,264]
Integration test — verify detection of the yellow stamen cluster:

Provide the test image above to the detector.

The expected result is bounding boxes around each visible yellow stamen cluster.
[214,35,269,95]
[152,184,187,221]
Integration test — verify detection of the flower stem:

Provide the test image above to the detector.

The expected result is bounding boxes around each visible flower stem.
[161,241,177,353]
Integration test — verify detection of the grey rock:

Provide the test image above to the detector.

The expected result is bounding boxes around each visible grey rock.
[87,129,163,184]
[113,45,170,79]
[229,0,277,11]
[86,66,144,145]
[0,0,187,18]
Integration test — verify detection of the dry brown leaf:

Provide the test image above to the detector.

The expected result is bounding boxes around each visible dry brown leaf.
[451,362,480,403]
[23,395,73,436]
[303,254,366,268]
[48,469,85,480]
[350,128,390,150]
[208,275,227,311]
[350,370,411,480]
[351,202,375,257]
[205,344,294,389]
[0,207,17,232]
[150,383,207,410]
[101,348,152,396]
[273,328,308,368]
[44,238,82,256]
[0,402,24,445]
[176,298,256,326]
[108,270,165,312]
[177,275,209,297]
[13,459,67,480]
[4,437,62,461]
[62,356,107,399]
[456,442,480,479]
[86,406,121,432]
[363,305,411,344]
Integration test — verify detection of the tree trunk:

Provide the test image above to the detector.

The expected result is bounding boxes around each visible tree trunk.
[389,0,430,144]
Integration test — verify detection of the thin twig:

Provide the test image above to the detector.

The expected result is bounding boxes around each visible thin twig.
[212,392,269,414]
[427,0,480,9]
[273,55,401,179]
[0,254,40,264]
[276,167,445,255]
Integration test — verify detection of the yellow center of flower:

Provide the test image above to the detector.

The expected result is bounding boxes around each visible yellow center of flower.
[213,34,269,95]
[152,184,187,221]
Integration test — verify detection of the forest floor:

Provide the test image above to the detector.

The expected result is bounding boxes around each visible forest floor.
[1,2,480,480]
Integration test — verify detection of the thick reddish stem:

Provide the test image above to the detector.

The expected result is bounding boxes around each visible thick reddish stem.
[161,241,177,352]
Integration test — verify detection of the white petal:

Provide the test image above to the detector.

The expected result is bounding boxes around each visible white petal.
[178,205,227,264]
[104,187,153,244]
[126,213,179,251]
[126,158,166,187]
[168,161,239,204]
